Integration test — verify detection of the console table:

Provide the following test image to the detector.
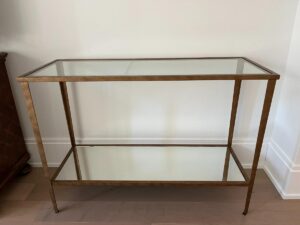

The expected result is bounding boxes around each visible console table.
[17,57,279,214]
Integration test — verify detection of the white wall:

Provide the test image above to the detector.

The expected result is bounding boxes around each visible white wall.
[265,0,300,198]
[0,0,298,168]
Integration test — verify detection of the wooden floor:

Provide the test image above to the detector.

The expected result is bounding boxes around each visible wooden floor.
[0,168,300,225]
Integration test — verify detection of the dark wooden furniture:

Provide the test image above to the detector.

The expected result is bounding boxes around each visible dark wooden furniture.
[17,57,279,215]
[0,52,30,189]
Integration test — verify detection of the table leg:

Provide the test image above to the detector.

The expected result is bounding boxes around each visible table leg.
[59,82,82,180]
[223,80,241,180]
[49,182,59,213]
[21,82,59,213]
[243,79,276,215]
[222,149,230,181]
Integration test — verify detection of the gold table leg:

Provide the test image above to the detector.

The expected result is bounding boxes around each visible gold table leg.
[223,80,241,181]
[59,82,82,180]
[243,79,276,215]
[21,82,59,213]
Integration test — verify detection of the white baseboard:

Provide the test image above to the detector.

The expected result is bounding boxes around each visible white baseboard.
[264,139,300,199]
[30,162,255,168]
[263,164,287,198]
[25,137,265,168]
[30,162,61,167]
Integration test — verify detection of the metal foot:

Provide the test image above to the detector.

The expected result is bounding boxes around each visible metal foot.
[243,191,250,215]
[49,185,59,213]
[243,187,252,216]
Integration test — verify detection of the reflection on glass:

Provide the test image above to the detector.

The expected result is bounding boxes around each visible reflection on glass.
[56,146,245,182]
[29,58,269,77]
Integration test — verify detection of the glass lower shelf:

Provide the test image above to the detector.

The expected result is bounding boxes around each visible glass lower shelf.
[55,146,245,183]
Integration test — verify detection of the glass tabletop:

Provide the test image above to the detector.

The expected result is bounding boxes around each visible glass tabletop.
[27,58,270,77]
[55,146,245,182]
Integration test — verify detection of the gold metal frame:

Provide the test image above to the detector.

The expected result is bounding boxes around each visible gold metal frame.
[17,57,278,215]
